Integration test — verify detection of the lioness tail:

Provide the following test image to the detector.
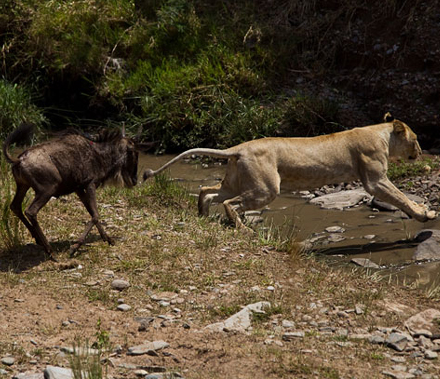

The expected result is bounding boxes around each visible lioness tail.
[143,148,237,181]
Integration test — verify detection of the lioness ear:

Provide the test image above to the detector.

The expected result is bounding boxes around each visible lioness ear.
[393,120,406,134]
[383,112,394,122]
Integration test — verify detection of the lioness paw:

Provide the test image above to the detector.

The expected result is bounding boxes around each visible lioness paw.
[426,210,437,220]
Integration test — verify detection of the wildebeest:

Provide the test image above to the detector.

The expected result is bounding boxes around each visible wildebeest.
[3,123,140,260]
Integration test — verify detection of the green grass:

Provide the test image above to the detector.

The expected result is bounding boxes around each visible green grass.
[387,156,440,181]
[0,155,25,250]
[0,79,46,138]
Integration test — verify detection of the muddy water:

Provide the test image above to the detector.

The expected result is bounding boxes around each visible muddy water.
[140,154,440,288]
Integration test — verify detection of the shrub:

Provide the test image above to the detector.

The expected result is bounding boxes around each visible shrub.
[0,79,46,138]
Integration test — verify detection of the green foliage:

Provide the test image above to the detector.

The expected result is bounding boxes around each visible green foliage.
[280,95,342,136]
[387,157,439,181]
[26,0,135,75]
[0,80,45,138]
[2,0,347,151]
[142,172,192,206]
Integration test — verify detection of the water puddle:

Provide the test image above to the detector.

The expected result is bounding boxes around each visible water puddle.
[140,154,440,289]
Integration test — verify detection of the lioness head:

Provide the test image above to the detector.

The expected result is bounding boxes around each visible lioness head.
[390,119,422,161]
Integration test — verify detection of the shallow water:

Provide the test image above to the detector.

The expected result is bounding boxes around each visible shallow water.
[140,154,440,289]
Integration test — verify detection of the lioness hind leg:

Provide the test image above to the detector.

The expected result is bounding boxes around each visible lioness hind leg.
[198,183,234,217]
[364,178,436,222]
[223,189,278,230]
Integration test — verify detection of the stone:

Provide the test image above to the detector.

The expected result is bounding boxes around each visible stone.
[386,333,408,352]
[405,309,440,335]
[205,301,271,333]
[351,258,380,269]
[117,304,131,312]
[111,279,130,291]
[60,346,100,356]
[43,366,74,379]
[310,189,371,210]
[282,331,305,340]
[1,357,14,366]
[412,230,440,261]
[128,340,170,356]
[12,372,44,379]
[281,320,295,329]
[381,370,415,379]
[325,226,345,233]
[424,350,438,359]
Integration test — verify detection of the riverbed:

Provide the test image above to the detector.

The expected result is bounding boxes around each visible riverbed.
[140,154,440,289]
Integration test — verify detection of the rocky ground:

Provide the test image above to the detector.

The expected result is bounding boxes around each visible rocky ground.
[1,177,440,379]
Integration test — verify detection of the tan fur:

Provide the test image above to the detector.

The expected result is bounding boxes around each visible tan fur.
[144,119,436,228]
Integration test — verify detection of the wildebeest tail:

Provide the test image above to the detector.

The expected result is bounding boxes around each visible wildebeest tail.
[143,148,238,181]
[2,123,34,164]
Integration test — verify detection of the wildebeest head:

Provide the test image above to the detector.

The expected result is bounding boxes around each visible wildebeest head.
[91,128,139,188]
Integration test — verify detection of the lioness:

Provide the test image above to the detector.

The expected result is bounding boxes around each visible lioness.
[143,116,436,228]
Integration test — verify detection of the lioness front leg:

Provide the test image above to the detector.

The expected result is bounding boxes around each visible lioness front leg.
[364,178,436,222]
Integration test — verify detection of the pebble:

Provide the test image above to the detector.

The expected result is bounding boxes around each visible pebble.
[128,340,170,356]
[1,357,14,366]
[117,304,131,312]
[111,279,130,291]
[282,331,305,340]
[325,226,345,233]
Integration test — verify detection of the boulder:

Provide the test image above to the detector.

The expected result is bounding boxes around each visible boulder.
[310,189,371,210]
[412,230,440,262]
[404,308,440,336]
[309,189,371,210]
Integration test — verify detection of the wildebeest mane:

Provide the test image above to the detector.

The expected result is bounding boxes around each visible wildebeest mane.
[55,128,123,143]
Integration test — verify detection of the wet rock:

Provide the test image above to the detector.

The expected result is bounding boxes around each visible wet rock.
[351,258,380,269]
[325,226,345,233]
[412,230,440,262]
[43,366,73,379]
[328,234,346,243]
[128,340,170,356]
[310,189,371,210]
[205,301,271,333]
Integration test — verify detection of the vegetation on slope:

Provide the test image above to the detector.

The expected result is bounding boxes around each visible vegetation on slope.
[5,0,430,151]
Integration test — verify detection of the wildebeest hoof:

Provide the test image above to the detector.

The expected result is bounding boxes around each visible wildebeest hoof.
[69,244,81,257]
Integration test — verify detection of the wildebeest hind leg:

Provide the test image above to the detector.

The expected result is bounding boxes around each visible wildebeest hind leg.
[71,186,114,256]
[24,191,56,260]
[10,184,44,246]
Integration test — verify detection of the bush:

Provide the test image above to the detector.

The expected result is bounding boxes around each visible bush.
[0,79,46,138]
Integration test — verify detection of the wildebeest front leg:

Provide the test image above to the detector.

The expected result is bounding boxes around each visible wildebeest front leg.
[70,185,114,256]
